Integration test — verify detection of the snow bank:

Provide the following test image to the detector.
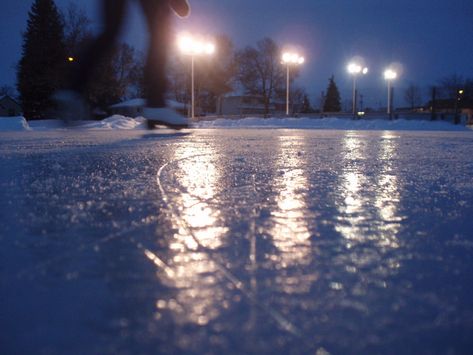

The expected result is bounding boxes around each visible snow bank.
[195,116,471,131]
[0,116,31,131]
[80,115,146,130]
[4,115,471,132]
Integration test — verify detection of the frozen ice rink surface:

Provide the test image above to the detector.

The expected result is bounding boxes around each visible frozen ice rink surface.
[1,128,473,354]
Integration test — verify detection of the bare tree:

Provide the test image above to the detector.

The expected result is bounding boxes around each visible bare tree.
[167,54,190,105]
[439,74,465,100]
[404,83,422,110]
[236,38,286,115]
[196,35,237,113]
[291,87,307,114]
[168,34,237,114]
[113,43,144,99]
[86,43,144,108]
[62,2,92,57]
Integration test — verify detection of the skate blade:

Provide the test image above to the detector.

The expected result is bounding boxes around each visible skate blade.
[147,119,189,130]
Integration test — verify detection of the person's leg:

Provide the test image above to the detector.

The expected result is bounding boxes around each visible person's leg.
[138,0,188,129]
[70,0,127,94]
[139,0,171,108]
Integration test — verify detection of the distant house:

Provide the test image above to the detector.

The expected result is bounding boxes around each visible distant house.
[108,98,187,117]
[463,108,473,125]
[0,95,22,117]
[217,95,281,116]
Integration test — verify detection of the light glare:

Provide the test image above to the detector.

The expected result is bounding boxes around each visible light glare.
[178,34,215,56]
[348,62,368,75]
[384,69,398,80]
[282,52,305,65]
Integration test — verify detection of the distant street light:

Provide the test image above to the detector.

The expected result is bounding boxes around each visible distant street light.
[282,52,305,116]
[178,34,215,119]
[384,68,398,118]
[454,88,465,124]
[347,62,368,116]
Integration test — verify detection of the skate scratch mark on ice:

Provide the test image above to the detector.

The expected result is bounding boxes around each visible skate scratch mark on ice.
[156,156,301,337]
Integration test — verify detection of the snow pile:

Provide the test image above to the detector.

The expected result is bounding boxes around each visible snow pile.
[195,116,471,131]
[0,116,31,131]
[3,115,471,132]
[81,115,146,130]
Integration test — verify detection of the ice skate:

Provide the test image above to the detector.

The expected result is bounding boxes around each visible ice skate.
[144,107,189,130]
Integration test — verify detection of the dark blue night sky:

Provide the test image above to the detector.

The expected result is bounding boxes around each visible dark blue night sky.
[1,0,472,108]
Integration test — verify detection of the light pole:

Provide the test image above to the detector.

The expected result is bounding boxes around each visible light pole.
[282,52,305,116]
[347,62,368,116]
[178,35,215,120]
[384,68,398,119]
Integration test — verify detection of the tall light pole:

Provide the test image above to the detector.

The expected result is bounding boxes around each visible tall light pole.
[178,35,215,120]
[282,52,305,116]
[384,68,398,119]
[347,62,368,116]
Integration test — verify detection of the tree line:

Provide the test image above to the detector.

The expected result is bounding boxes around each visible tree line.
[12,0,473,119]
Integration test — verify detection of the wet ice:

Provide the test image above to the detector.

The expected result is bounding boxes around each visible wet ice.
[1,129,473,354]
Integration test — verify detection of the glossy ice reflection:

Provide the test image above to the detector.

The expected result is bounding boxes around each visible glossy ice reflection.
[335,133,403,270]
[150,142,229,326]
[374,133,403,250]
[336,134,369,244]
[2,129,473,354]
[172,143,228,249]
[269,136,317,294]
[270,137,312,266]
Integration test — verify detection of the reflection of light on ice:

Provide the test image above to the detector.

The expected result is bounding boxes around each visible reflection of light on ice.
[335,132,403,265]
[269,137,316,294]
[149,142,229,326]
[374,133,403,250]
[336,135,368,243]
[174,144,228,249]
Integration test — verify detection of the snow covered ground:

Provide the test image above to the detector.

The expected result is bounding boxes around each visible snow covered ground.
[1,114,472,132]
[1,120,473,354]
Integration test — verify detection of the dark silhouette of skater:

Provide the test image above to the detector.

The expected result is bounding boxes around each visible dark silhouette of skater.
[56,0,190,129]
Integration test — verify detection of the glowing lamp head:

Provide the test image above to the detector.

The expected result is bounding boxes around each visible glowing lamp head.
[348,63,368,75]
[178,35,193,54]
[282,52,291,63]
[67,56,75,62]
[347,63,361,74]
[178,35,215,56]
[384,69,398,80]
[282,52,305,65]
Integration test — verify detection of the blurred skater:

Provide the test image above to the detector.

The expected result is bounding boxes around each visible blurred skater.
[55,0,190,129]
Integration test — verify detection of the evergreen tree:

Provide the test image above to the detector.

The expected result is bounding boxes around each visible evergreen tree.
[301,94,313,113]
[323,75,341,112]
[17,0,66,119]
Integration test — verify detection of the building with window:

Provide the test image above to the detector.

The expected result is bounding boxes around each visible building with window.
[0,95,22,117]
